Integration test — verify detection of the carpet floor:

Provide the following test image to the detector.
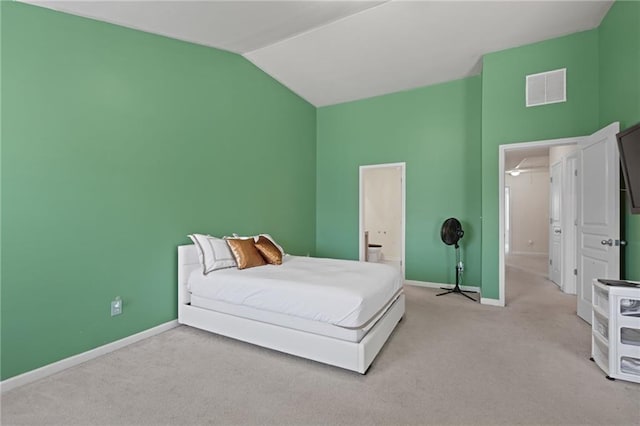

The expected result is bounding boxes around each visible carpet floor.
[2,261,639,425]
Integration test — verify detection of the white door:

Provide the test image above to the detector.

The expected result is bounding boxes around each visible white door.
[562,156,579,295]
[577,122,620,323]
[549,161,562,286]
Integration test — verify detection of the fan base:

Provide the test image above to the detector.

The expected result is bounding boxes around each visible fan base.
[436,285,478,302]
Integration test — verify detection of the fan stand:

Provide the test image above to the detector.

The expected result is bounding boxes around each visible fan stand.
[436,243,477,301]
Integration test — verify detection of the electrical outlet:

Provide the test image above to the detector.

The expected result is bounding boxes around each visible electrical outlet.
[111,296,122,316]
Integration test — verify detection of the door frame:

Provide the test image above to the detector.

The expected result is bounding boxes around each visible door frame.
[359,162,406,279]
[505,186,511,254]
[498,137,584,306]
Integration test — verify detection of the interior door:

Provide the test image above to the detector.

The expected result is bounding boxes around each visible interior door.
[549,161,562,286]
[562,156,579,295]
[576,122,620,323]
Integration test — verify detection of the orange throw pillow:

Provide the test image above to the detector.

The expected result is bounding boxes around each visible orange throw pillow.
[226,238,267,270]
[255,235,283,265]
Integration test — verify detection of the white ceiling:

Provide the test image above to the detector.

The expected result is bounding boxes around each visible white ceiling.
[21,0,613,107]
[505,147,550,171]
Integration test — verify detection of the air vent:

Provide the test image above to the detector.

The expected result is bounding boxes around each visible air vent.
[526,68,566,107]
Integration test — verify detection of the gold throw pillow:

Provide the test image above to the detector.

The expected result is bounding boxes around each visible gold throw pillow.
[255,235,283,265]
[226,238,267,270]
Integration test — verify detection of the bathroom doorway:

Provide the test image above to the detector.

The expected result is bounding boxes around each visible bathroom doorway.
[359,162,405,278]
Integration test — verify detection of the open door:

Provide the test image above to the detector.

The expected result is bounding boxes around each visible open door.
[563,155,579,295]
[549,160,562,286]
[576,122,620,323]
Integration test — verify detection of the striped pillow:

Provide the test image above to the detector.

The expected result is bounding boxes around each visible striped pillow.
[188,234,237,274]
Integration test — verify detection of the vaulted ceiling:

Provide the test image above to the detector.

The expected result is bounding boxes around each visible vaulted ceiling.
[21,0,613,106]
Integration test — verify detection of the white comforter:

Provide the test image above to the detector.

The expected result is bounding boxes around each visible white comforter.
[187,256,403,329]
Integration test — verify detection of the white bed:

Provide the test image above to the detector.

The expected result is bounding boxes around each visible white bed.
[178,244,405,374]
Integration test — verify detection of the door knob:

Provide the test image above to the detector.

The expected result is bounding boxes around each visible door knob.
[554,228,562,234]
[601,239,613,246]
[616,240,627,247]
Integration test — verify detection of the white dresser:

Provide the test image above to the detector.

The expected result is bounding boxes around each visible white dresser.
[591,279,640,383]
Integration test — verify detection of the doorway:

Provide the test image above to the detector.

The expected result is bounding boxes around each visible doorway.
[499,137,583,306]
[505,146,552,280]
[498,123,621,313]
[359,162,406,278]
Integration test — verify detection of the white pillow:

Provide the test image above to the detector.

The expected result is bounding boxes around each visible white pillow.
[188,234,237,274]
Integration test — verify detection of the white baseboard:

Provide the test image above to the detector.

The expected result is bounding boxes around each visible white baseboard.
[0,320,179,393]
[405,279,481,293]
[480,297,504,307]
[405,280,505,307]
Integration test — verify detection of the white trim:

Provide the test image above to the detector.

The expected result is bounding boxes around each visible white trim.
[505,185,511,253]
[405,280,504,306]
[480,297,504,307]
[405,280,480,293]
[359,162,406,279]
[0,320,179,393]
[499,136,585,307]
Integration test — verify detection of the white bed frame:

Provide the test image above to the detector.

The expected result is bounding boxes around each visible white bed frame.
[177,244,405,374]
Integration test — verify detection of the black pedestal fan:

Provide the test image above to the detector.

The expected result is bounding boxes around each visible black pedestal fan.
[437,218,477,301]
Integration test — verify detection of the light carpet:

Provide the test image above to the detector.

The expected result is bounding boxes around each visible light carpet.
[2,263,639,425]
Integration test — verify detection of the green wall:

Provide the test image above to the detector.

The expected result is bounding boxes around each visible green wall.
[480,30,600,299]
[598,0,640,280]
[316,76,482,286]
[1,3,316,380]
[3,0,639,382]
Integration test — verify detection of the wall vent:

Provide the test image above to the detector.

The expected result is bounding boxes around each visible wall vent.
[526,68,566,107]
